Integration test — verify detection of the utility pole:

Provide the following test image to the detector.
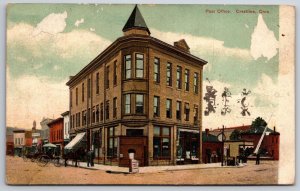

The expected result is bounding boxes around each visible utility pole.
[221,125,225,166]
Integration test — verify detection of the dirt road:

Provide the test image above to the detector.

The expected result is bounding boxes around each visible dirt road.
[6,156,278,185]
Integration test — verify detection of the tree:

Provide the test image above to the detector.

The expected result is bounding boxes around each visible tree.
[230,129,241,140]
[250,117,267,133]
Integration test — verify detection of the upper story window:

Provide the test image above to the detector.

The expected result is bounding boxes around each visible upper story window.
[100,103,104,121]
[185,69,190,91]
[105,100,109,120]
[124,94,131,114]
[135,54,144,78]
[88,78,91,98]
[96,105,100,123]
[185,103,190,121]
[135,94,144,114]
[92,106,96,123]
[125,55,132,79]
[176,101,181,120]
[113,97,117,118]
[194,72,199,94]
[176,66,182,89]
[82,83,85,102]
[154,58,160,83]
[75,88,78,105]
[113,61,117,85]
[105,66,109,89]
[96,72,100,94]
[166,62,172,86]
[194,105,199,124]
[153,96,160,117]
[166,99,172,118]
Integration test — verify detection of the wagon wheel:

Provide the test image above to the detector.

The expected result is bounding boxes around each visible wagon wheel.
[23,156,29,162]
[54,158,61,167]
[37,155,50,167]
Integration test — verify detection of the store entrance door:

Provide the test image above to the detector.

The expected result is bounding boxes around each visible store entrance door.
[119,136,147,167]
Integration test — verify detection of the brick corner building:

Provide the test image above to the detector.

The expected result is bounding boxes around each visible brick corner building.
[66,5,207,166]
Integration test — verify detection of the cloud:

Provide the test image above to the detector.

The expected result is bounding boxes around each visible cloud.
[250,14,278,60]
[74,18,84,27]
[151,28,252,60]
[33,11,68,36]
[7,23,111,59]
[6,67,69,129]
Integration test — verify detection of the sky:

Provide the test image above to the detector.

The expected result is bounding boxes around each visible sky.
[6,4,280,130]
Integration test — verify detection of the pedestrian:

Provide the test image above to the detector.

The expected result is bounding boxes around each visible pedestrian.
[256,153,260,165]
[86,150,91,167]
[90,150,94,167]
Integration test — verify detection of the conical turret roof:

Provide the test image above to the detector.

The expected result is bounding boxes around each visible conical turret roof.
[122,5,150,34]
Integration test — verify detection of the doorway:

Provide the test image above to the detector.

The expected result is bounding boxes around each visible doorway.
[119,136,147,167]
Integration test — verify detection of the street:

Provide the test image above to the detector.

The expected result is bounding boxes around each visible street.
[6,156,278,185]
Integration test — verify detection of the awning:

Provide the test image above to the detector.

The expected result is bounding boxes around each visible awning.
[43,143,57,148]
[178,128,199,133]
[64,132,86,150]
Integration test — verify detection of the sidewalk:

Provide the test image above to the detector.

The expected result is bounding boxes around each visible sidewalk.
[63,160,245,174]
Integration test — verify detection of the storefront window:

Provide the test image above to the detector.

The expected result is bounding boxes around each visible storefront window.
[107,127,117,158]
[153,126,170,159]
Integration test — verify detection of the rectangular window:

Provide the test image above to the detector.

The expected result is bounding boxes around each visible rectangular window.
[82,83,85,102]
[82,111,85,126]
[105,66,109,89]
[154,58,160,83]
[96,72,100,94]
[194,105,199,124]
[76,88,78,105]
[185,103,190,121]
[107,127,117,158]
[176,101,181,120]
[124,94,131,114]
[135,94,144,114]
[194,72,199,94]
[100,103,104,121]
[87,109,90,124]
[113,61,117,85]
[92,106,96,123]
[113,97,117,118]
[185,69,190,91]
[153,96,160,117]
[125,55,131,79]
[136,54,144,78]
[166,99,172,118]
[176,66,182,89]
[88,79,91,98]
[153,126,170,159]
[105,100,109,120]
[96,105,100,123]
[166,62,172,86]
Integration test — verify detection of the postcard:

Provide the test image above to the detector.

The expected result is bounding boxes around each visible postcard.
[6,4,295,185]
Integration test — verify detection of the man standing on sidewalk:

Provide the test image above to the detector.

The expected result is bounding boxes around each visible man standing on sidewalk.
[256,153,260,165]
[86,150,91,167]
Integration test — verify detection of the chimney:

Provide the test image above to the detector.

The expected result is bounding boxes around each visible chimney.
[273,126,276,133]
[205,128,209,137]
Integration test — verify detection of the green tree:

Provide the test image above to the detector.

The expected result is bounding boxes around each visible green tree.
[250,117,267,133]
[230,129,241,140]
